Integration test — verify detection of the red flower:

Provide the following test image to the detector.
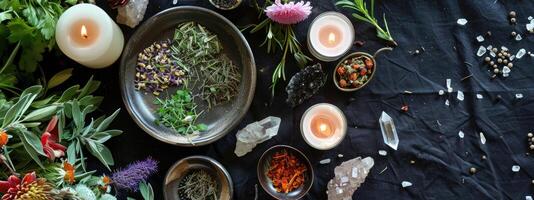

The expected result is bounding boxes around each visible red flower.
[40,116,66,160]
[0,172,54,200]
[0,172,35,194]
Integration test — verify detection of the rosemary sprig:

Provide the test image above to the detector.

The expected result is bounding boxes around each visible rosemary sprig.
[336,0,397,46]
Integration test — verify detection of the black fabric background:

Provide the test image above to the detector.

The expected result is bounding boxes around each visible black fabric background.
[43,0,534,199]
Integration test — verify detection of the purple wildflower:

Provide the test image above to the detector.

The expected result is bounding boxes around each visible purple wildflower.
[111,157,158,191]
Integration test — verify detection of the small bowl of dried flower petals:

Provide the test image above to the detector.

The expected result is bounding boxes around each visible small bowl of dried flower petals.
[257,145,313,200]
[334,52,377,92]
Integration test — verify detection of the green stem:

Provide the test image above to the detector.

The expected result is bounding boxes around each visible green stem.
[0,42,21,75]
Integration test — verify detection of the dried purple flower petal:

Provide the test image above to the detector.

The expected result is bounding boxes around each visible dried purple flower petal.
[111,157,158,191]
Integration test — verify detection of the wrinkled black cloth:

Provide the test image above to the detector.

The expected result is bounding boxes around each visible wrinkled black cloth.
[54,0,534,199]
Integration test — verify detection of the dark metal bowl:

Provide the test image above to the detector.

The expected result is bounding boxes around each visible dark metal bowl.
[119,6,256,146]
[257,145,314,200]
[163,156,233,200]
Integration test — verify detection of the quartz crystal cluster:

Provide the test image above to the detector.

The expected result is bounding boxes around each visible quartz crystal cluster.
[327,157,374,200]
[116,0,148,28]
[234,117,281,157]
[286,63,327,107]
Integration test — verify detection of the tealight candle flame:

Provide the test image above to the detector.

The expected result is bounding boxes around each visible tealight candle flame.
[81,25,88,39]
[319,123,328,133]
[328,32,336,44]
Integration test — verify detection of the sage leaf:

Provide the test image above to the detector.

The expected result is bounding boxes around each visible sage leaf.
[31,95,55,108]
[86,139,114,170]
[20,133,44,168]
[57,85,79,103]
[3,94,30,127]
[71,100,83,130]
[22,130,45,156]
[67,141,76,164]
[140,182,154,200]
[78,76,100,98]
[22,105,57,121]
[47,68,73,89]
[95,109,120,133]
[20,85,42,98]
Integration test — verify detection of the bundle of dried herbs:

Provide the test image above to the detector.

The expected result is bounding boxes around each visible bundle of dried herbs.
[171,22,241,108]
[177,169,219,200]
[154,89,207,136]
[134,40,186,96]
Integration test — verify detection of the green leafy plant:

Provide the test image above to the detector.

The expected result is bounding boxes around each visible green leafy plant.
[154,89,207,137]
[336,0,397,46]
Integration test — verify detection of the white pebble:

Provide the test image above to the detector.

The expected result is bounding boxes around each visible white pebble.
[516,93,524,99]
[476,46,487,57]
[457,18,468,25]
[476,94,483,99]
[458,131,465,138]
[512,165,520,172]
[401,181,413,188]
[439,90,445,95]
[338,154,344,158]
[516,48,526,59]
[378,150,388,156]
[480,132,486,144]
[526,196,533,200]
[457,91,464,101]
[173,0,178,4]
[320,159,331,164]
[501,46,508,51]
[476,35,485,42]
[445,99,450,106]
[486,45,493,50]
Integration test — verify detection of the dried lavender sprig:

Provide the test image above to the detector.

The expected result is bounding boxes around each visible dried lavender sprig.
[111,157,158,192]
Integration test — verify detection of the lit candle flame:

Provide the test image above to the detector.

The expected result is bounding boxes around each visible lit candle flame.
[319,123,328,133]
[81,25,88,39]
[328,32,336,44]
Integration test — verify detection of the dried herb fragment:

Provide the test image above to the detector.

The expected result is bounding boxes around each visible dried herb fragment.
[267,150,307,193]
[177,169,219,200]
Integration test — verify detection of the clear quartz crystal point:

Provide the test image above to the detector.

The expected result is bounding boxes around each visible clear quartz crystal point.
[457,18,468,25]
[116,0,149,28]
[379,112,399,150]
[327,157,374,200]
[516,48,526,59]
[476,46,487,57]
[234,116,281,157]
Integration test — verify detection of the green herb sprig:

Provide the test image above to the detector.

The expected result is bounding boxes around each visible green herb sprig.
[154,89,207,136]
[336,0,397,46]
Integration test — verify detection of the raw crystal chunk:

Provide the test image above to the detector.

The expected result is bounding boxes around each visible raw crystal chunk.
[476,35,484,42]
[458,131,465,138]
[320,159,332,164]
[445,99,450,106]
[457,18,468,25]
[401,181,413,188]
[234,116,281,157]
[516,48,526,59]
[516,93,524,99]
[476,94,483,99]
[526,196,533,200]
[502,66,511,74]
[379,112,399,150]
[476,46,487,57]
[286,64,327,107]
[515,34,523,41]
[457,91,464,101]
[480,132,486,144]
[378,150,387,156]
[116,0,149,28]
[512,165,520,172]
[327,157,374,200]
[490,51,496,57]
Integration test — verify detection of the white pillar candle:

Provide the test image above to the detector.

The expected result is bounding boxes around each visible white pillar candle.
[300,103,347,150]
[55,4,124,69]
[307,12,355,62]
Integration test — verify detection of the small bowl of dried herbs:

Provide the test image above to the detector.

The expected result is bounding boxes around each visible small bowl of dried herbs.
[333,48,392,92]
[209,0,242,10]
[164,156,233,200]
[257,145,313,200]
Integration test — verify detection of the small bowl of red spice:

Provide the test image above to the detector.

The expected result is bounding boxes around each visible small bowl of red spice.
[334,52,377,92]
[257,145,314,200]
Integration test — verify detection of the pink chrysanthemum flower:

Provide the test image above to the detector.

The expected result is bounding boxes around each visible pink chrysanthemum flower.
[265,0,312,25]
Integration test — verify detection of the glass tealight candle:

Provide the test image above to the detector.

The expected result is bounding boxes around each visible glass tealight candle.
[300,103,347,150]
[307,12,355,62]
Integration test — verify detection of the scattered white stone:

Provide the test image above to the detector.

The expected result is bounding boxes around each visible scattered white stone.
[526,195,533,200]
[445,99,450,106]
[320,158,332,164]
[439,90,445,95]
[457,91,464,101]
[458,131,465,138]
[476,46,487,57]
[529,16,533,21]
[516,93,524,99]
[446,79,453,93]
[378,150,388,156]
[527,20,534,32]
[515,34,523,41]
[510,55,515,61]
[501,46,508,51]
[401,181,413,188]
[457,18,468,25]
[486,45,493,50]
[502,66,511,74]
[490,51,496,57]
[512,165,520,172]
[476,35,485,42]
[480,132,486,144]
[503,73,510,78]
[476,94,483,99]
[173,0,178,4]
[338,154,344,158]
[516,48,526,59]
